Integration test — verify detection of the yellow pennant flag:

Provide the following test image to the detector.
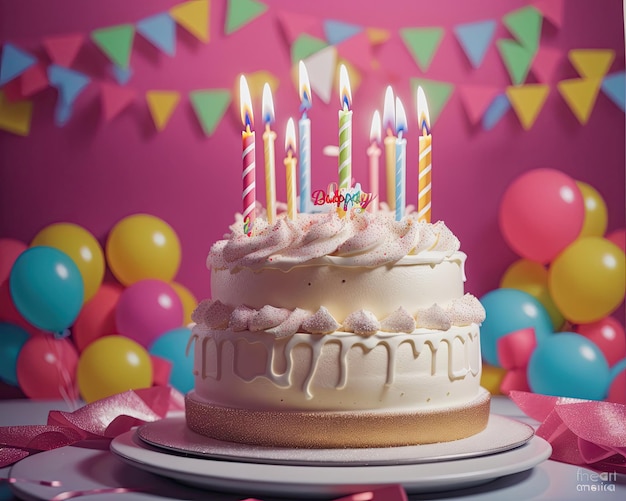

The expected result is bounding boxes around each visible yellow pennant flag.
[146,90,181,131]
[505,84,549,130]
[557,77,602,125]
[569,49,615,78]
[0,91,33,136]
[170,0,210,43]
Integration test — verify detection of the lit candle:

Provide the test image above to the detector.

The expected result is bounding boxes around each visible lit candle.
[382,86,396,209]
[284,118,298,220]
[298,61,312,213]
[338,64,352,191]
[239,75,255,236]
[367,110,381,212]
[417,86,432,223]
[394,97,407,221]
[262,83,277,224]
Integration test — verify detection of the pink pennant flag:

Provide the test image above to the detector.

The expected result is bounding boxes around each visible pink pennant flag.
[458,84,501,125]
[20,63,48,97]
[531,0,564,28]
[335,31,372,71]
[42,34,85,67]
[100,82,137,121]
[531,46,562,82]
[276,10,323,44]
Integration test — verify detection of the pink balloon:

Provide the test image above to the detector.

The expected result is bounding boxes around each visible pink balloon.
[0,238,27,284]
[115,279,183,348]
[16,335,79,399]
[73,282,123,352]
[498,169,585,263]
[606,228,625,253]
[576,316,626,367]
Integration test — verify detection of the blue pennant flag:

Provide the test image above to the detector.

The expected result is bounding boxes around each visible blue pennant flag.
[136,13,176,56]
[454,20,497,69]
[111,64,133,85]
[48,64,90,109]
[324,19,362,45]
[601,72,625,112]
[0,43,37,85]
[482,94,510,130]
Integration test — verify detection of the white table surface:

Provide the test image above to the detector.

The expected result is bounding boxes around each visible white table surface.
[0,396,624,500]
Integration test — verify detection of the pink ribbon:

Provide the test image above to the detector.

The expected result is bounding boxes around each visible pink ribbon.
[497,328,536,394]
[509,390,626,473]
[243,485,407,501]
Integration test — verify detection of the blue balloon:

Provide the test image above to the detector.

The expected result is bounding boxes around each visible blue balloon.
[0,322,30,386]
[528,332,610,400]
[479,288,553,366]
[9,246,84,334]
[149,326,194,393]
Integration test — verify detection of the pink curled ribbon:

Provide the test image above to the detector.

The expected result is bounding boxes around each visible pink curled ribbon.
[509,390,626,474]
[497,327,536,394]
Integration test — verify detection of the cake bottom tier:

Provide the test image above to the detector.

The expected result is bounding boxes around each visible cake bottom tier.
[185,388,491,448]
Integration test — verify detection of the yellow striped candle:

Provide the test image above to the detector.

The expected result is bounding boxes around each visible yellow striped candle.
[367,110,381,212]
[284,118,298,220]
[382,86,396,209]
[417,86,432,223]
[261,83,277,224]
[338,64,352,191]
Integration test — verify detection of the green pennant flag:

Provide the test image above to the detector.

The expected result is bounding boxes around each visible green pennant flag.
[400,27,444,72]
[291,34,328,65]
[92,24,135,69]
[190,89,231,137]
[503,6,543,51]
[497,39,535,85]
[410,78,454,124]
[225,0,267,35]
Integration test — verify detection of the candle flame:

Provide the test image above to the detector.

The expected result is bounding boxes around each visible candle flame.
[262,83,275,125]
[395,97,407,136]
[239,75,254,129]
[369,110,381,143]
[285,117,297,154]
[417,86,431,135]
[382,85,395,135]
[339,64,352,110]
[299,61,312,111]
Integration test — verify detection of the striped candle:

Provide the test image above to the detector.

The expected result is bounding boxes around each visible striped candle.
[338,64,352,191]
[284,118,298,220]
[367,110,382,212]
[382,86,396,209]
[262,83,277,224]
[417,86,432,223]
[239,75,255,236]
[394,97,407,221]
[298,61,312,213]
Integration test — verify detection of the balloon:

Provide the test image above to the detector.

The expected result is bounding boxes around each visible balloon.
[480,363,506,395]
[106,214,181,286]
[0,238,27,284]
[31,223,105,303]
[575,316,626,367]
[498,169,585,263]
[73,282,123,352]
[0,280,44,336]
[575,181,608,238]
[77,335,152,403]
[149,326,194,393]
[606,228,625,253]
[16,335,79,399]
[549,237,625,324]
[0,322,30,386]
[479,288,554,367]
[9,246,84,333]
[170,282,198,325]
[116,279,183,348]
[527,332,610,400]
[500,259,564,330]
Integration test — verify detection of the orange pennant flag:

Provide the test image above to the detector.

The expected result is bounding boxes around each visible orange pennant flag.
[557,77,602,124]
[146,90,180,131]
[170,0,210,43]
[505,84,549,130]
[0,91,33,136]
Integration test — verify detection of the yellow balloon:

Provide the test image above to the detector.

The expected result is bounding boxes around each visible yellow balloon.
[171,282,198,325]
[500,259,565,330]
[77,335,153,403]
[480,363,506,395]
[549,237,625,324]
[31,222,105,303]
[106,214,181,286]
[576,181,608,238]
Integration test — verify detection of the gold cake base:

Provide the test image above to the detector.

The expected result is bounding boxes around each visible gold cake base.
[185,389,491,449]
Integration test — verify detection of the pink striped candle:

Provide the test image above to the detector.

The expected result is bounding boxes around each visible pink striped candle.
[239,75,256,236]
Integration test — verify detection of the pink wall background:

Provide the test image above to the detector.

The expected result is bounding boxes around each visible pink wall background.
[1,0,624,314]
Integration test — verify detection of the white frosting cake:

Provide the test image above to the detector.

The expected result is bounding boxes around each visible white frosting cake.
[186,209,489,448]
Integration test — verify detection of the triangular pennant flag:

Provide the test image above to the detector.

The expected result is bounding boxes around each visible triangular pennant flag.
[170,0,210,43]
[458,85,501,125]
[42,34,84,67]
[482,93,511,130]
[54,100,75,126]
[20,63,48,97]
[454,20,497,69]
[189,89,231,136]
[225,0,267,35]
[302,46,337,104]
[0,91,33,136]
[276,11,322,44]
[502,6,543,51]
[146,90,180,131]
[400,27,444,72]
[497,39,535,85]
[409,78,454,124]
[0,43,37,86]
[506,84,550,129]
[137,13,176,56]
[531,46,561,82]
[335,31,372,72]
[91,24,135,68]
[557,77,602,124]
[601,72,625,111]
[365,27,390,46]
[531,0,564,28]
[111,64,133,85]
[324,19,362,45]
[48,64,90,106]
[100,82,137,121]
[291,34,328,65]
[569,49,615,78]
[1,77,24,102]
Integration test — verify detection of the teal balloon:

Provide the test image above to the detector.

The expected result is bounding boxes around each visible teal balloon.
[0,322,30,386]
[528,332,610,400]
[149,327,194,393]
[9,246,84,334]
[480,288,553,366]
